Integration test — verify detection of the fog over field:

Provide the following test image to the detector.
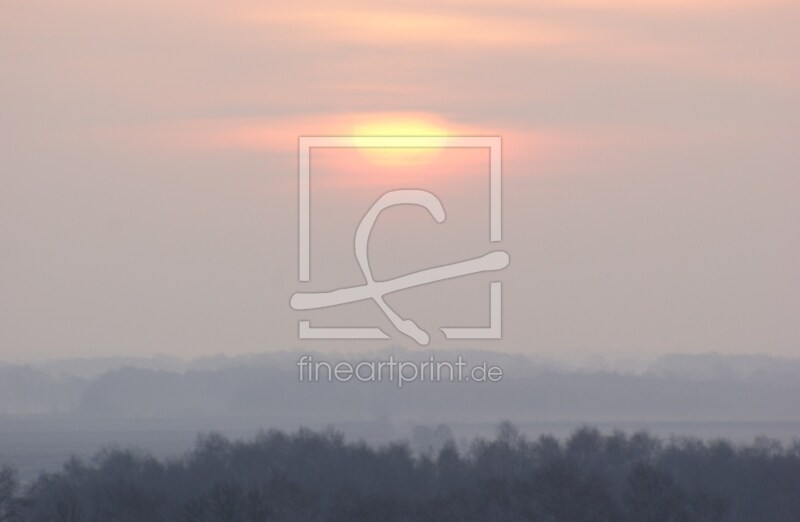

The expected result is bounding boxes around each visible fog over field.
[1,350,798,482]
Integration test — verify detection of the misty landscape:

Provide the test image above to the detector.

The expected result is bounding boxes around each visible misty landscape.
[4,0,800,519]
[1,350,799,520]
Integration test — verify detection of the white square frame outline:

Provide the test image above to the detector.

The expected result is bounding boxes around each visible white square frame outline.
[297,136,503,341]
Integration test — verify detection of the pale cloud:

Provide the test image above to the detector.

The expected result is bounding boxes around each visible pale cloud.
[242,8,583,49]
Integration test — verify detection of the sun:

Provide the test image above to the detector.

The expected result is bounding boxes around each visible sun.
[352,115,449,166]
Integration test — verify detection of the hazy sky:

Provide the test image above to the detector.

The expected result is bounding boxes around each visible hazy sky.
[1,0,798,361]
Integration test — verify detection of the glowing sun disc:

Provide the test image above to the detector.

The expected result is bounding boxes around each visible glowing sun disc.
[352,116,449,166]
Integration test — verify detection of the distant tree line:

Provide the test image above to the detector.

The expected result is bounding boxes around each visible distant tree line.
[1,423,799,521]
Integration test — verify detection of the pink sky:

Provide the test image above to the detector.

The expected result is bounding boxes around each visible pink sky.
[1,0,798,361]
